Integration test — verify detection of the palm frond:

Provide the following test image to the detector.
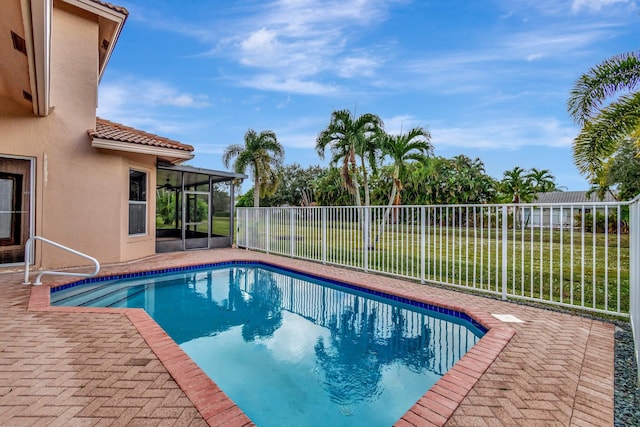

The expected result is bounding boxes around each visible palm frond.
[573,92,640,177]
[568,51,640,125]
[222,144,245,169]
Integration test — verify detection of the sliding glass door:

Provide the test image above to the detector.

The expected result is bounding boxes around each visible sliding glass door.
[0,157,32,265]
[184,190,210,250]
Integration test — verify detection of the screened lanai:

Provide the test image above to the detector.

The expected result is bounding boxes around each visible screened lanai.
[156,164,245,253]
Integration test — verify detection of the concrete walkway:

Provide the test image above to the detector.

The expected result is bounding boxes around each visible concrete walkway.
[0,249,614,426]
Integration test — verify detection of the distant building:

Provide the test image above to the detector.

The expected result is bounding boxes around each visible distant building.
[532,191,617,204]
[522,191,618,228]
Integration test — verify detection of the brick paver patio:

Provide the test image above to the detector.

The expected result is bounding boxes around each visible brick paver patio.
[0,249,614,426]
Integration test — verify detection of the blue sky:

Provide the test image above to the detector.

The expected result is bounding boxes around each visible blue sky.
[98,0,639,191]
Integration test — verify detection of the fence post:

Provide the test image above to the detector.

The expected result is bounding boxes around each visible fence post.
[290,208,296,258]
[236,208,242,247]
[501,205,508,301]
[630,197,640,387]
[244,208,249,250]
[421,206,426,284]
[265,209,270,254]
[363,207,369,272]
[322,207,327,265]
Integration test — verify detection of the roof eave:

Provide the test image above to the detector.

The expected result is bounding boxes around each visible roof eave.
[61,0,127,81]
[158,163,248,182]
[91,137,195,165]
[22,0,127,117]
[23,0,52,117]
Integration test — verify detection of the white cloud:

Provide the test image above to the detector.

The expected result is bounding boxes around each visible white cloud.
[97,77,211,135]
[571,0,631,13]
[277,132,318,149]
[190,143,228,155]
[400,24,620,95]
[276,96,291,109]
[431,118,576,150]
[337,56,378,78]
[503,25,617,56]
[239,28,280,67]
[227,0,389,83]
[98,77,210,114]
[382,115,425,135]
[239,75,341,95]
[273,116,328,148]
[153,0,394,94]
[137,81,210,108]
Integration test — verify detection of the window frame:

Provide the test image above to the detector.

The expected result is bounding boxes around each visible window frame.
[128,169,148,236]
[0,173,23,245]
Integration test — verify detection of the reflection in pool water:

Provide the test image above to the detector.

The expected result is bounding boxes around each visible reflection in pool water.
[52,264,483,427]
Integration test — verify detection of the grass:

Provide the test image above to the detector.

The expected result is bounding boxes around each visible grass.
[156,217,231,237]
[243,218,631,315]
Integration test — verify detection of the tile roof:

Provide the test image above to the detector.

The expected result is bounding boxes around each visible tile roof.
[88,0,129,15]
[533,190,617,203]
[89,118,194,152]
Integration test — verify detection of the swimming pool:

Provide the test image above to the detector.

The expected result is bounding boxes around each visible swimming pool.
[51,262,485,426]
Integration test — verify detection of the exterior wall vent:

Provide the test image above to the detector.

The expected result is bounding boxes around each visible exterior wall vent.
[11,31,27,55]
[22,91,32,102]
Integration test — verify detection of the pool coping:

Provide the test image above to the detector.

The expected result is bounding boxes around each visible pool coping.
[28,258,515,427]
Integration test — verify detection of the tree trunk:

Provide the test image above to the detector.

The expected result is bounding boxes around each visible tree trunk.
[350,159,362,207]
[361,157,370,207]
[352,178,362,206]
[371,170,400,250]
[253,175,260,208]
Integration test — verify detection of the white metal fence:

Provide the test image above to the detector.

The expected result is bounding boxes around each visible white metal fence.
[629,196,640,386]
[238,199,640,383]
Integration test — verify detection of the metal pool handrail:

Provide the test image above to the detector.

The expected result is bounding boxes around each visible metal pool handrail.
[23,236,100,285]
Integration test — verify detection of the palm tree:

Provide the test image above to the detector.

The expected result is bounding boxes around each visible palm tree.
[567,51,640,178]
[316,109,383,206]
[311,167,354,206]
[418,157,449,204]
[448,155,493,204]
[527,168,557,193]
[586,164,618,201]
[380,127,432,208]
[355,122,385,207]
[501,166,534,204]
[369,127,431,247]
[223,129,284,208]
[501,167,535,228]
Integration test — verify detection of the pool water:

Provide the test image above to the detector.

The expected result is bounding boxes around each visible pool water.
[52,263,484,427]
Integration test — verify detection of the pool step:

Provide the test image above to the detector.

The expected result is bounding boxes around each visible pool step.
[51,274,186,306]
[83,284,148,307]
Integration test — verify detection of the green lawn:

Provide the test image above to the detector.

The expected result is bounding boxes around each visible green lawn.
[156,216,231,237]
[242,218,630,315]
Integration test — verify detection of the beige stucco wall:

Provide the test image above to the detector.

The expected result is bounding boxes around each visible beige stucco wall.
[0,4,156,269]
[115,152,157,262]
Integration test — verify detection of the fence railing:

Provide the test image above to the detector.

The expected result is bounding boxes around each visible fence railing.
[629,196,640,386]
[238,199,640,384]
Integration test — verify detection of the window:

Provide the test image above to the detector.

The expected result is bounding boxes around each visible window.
[129,169,147,235]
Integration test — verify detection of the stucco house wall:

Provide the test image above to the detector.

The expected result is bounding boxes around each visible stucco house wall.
[1,0,240,272]
[0,2,156,269]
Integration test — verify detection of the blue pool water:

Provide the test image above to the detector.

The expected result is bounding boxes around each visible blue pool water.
[51,263,484,427]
